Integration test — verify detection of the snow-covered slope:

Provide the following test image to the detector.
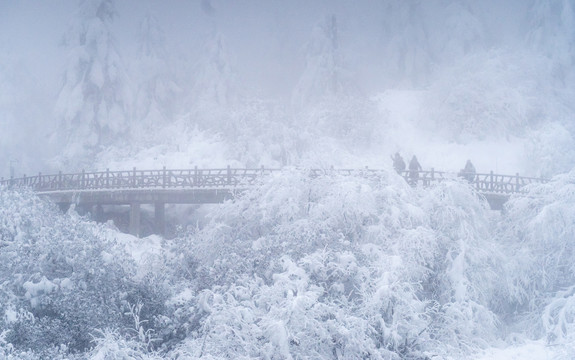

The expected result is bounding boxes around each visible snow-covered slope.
[2,168,575,358]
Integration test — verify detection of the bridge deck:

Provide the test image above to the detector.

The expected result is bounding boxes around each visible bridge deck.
[0,167,547,236]
[0,167,545,194]
[38,188,237,205]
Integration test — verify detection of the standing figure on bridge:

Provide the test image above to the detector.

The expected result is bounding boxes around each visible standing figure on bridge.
[459,160,476,182]
[408,155,422,185]
[391,152,406,174]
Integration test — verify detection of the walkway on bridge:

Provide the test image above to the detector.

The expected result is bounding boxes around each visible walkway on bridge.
[0,167,547,236]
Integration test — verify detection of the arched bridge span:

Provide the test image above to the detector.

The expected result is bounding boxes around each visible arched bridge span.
[0,167,547,236]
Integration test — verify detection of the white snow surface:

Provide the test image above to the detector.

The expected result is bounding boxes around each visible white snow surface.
[473,340,561,360]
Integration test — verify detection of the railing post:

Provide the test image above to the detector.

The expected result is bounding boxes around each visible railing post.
[162,166,166,189]
[516,173,520,192]
[38,172,42,190]
[81,169,85,188]
[431,168,434,181]
[23,174,27,186]
[261,165,265,175]
[194,166,198,186]
[106,168,110,188]
[133,167,137,188]
[227,165,231,185]
[58,171,62,190]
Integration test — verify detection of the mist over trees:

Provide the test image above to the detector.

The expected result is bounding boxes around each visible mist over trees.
[53,0,131,169]
[132,13,180,141]
[0,0,574,176]
[1,1,575,358]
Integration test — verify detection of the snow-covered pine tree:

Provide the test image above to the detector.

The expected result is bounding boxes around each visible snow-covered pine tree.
[433,0,486,61]
[527,0,575,131]
[521,0,575,174]
[54,0,131,169]
[132,13,180,143]
[527,0,575,85]
[379,0,486,88]
[291,14,378,153]
[183,28,242,135]
[291,14,355,109]
[379,0,432,88]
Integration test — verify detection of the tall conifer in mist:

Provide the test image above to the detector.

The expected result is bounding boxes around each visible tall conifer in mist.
[54,0,130,168]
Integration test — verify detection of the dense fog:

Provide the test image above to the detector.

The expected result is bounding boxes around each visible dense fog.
[1,0,575,359]
[1,0,574,177]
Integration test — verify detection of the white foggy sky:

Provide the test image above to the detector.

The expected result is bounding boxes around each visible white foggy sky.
[0,0,534,99]
[1,0,573,178]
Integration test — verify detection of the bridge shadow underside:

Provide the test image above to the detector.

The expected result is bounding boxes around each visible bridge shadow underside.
[39,187,509,237]
[41,189,238,237]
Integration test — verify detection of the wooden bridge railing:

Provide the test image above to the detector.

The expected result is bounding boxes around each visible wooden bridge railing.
[396,169,546,194]
[0,167,281,191]
[472,171,545,194]
[0,167,548,195]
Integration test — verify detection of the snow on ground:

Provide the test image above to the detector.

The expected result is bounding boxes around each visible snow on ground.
[90,89,531,179]
[106,229,166,278]
[95,125,242,171]
[372,90,528,176]
[472,340,562,360]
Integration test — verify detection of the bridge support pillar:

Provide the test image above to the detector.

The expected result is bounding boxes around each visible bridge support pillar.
[154,202,165,236]
[129,203,140,237]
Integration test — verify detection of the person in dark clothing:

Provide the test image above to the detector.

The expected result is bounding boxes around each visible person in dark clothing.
[459,160,476,182]
[392,152,406,174]
[408,155,422,185]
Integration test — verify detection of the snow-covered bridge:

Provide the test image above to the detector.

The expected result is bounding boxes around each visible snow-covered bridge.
[0,167,547,236]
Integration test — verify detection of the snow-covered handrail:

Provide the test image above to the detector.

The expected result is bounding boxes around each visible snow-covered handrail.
[0,167,548,195]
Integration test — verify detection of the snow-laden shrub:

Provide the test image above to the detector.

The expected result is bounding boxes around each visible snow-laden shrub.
[0,188,166,355]
[87,329,164,360]
[500,170,575,299]
[172,251,428,359]
[524,122,575,177]
[295,96,381,151]
[415,181,502,350]
[0,329,56,360]
[186,169,411,285]
[424,50,553,143]
[498,169,575,341]
[541,287,575,344]
[172,169,500,358]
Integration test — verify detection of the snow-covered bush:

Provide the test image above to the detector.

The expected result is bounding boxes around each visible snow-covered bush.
[524,122,575,177]
[0,188,167,356]
[295,96,381,153]
[87,329,164,360]
[0,169,512,358]
[425,50,546,143]
[498,169,575,341]
[170,169,501,358]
